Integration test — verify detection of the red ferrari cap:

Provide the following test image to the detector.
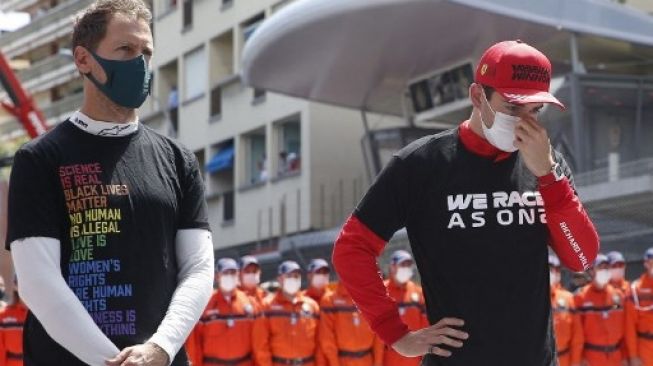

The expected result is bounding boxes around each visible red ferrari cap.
[475,40,564,109]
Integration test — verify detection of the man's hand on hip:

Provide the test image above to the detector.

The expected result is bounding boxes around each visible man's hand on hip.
[514,114,555,177]
[105,343,169,366]
[391,317,468,358]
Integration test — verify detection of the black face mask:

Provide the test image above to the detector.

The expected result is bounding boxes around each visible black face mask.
[85,50,152,109]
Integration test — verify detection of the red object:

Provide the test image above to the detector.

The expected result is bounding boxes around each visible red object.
[0,51,48,138]
[575,284,626,366]
[319,283,384,366]
[332,216,410,346]
[333,121,599,345]
[625,275,653,363]
[252,291,325,366]
[539,177,600,271]
[551,284,584,366]
[537,171,558,187]
[186,289,257,366]
[475,40,565,109]
[303,286,330,304]
[460,119,599,271]
[458,120,511,162]
[382,280,428,366]
[0,302,28,366]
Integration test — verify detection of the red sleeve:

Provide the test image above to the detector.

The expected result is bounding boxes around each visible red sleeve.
[539,177,599,272]
[332,215,410,346]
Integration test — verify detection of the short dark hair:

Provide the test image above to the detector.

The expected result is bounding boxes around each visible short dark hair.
[72,0,152,53]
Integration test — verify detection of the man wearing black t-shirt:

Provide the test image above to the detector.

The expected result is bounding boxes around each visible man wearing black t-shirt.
[333,40,600,365]
[5,1,214,365]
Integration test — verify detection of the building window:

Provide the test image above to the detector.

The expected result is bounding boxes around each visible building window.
[206,140,236,222]
[182,0,193,29]
[156,0,178,16]
[223,190,234,222]
[168,85,179,134]
[242,13,265,42]
[183,46,206,101]
[209,30,234,81]
[210,86,222,119]
[276,118,301,177]
[253,88,266,104]
[243,129,267,185]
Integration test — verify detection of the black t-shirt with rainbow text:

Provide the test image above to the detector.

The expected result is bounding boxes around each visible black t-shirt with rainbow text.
[6,120,209,365]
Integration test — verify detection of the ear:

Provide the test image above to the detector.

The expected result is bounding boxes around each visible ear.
[74,46,92,74]
[469,83,484,109]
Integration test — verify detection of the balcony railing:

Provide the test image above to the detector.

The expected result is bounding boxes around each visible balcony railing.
[0,0,94,52]
[0,118,23,137]
[0,0,38,12]
[575,157,653,186]
[17,53,71,82]
[42,91,83,121]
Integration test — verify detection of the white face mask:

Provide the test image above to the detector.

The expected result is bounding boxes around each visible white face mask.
[219,274,238,293]
[283,277,302,295]
[549,271,560,287]
[395,267,414,284]
[610,268,625,282]
[311,274,329,290]
[481,93,520,152]
[594,269,611,287]
[242,273,260,288]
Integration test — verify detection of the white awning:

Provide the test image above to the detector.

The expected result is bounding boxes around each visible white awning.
[242,0,653,116]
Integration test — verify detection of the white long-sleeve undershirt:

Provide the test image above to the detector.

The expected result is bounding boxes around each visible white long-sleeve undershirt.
[10,229,214,365]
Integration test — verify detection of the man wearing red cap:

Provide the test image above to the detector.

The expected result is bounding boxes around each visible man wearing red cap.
[333,40,600,366]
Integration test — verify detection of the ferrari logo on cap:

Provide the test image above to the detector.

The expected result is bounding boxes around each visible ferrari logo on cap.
[480,64,488,76]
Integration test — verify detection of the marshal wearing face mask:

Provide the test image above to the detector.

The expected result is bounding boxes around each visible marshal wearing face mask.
[185,258,258,366]
[624,247,653,366]
[239,255,266,307]
[384,250,428,366]
[252,261,323,366]
[305,258,332,303]
[574,254,625,366]
[607,251,630,296]
[548,254,583,366]
[333,40,600,366]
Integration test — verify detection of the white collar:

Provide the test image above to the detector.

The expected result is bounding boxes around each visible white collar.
[69,111,139,137]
